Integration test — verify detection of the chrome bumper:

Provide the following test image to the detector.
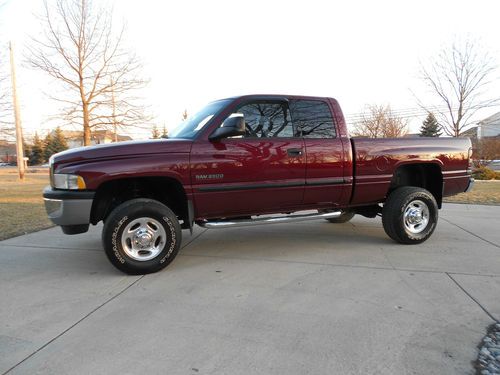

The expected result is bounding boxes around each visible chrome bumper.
[43,187,95,226]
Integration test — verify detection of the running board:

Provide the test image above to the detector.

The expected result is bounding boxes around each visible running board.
[197,211,342,229]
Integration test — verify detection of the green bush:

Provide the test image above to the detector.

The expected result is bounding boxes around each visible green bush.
[473,166,500,180]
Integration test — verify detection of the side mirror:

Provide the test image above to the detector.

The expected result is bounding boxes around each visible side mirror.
[209,114,245,141]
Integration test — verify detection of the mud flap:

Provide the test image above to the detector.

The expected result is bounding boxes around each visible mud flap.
[187,200,194,235]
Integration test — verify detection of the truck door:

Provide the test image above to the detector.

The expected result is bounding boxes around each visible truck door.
[191,99,306,218]
[289,99,346,208]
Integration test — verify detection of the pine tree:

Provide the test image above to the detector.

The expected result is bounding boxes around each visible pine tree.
[161,125,168,138]
[151,125,160,139]
[30,133,45,165]
[52,127,69,152]
[43,133,54,161]
[23,140,32,166]
[44,127,68,159]
[420,113,442,137]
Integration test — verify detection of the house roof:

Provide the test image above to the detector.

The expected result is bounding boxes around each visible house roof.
[57,129,132,142]
[461,126,478,137]
[0,140,16,155]
[0,140,14,147]
[479,112,500,126]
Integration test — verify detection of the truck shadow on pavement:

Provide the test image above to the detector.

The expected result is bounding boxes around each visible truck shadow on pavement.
[0,220,409,276]
[173,221,399,271]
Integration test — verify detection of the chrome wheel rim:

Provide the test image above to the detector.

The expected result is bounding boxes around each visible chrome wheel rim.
[121,217,166,261]
[403,200,430,234]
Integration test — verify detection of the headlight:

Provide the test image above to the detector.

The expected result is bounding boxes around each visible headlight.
[52,174,86,190]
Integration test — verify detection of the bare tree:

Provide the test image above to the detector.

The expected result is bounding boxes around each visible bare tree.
[419,39,498,137]
[473,138,500,166]
[352,105,408,138]
[28,0,150,146]
[0,49,13,140]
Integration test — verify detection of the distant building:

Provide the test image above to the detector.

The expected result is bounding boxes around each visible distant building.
[461,126,478,139]
[477,112,500,139]
[0,140,16,163]
[403,133,420,138]
[54,129,133,148]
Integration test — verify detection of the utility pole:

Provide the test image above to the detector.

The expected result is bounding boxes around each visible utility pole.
[9,41,25,181]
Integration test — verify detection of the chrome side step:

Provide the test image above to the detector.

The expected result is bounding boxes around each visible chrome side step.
[197,211,341,229]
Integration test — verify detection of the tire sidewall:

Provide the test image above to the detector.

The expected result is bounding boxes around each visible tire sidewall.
[103,200,181,274]
[398,191,437,243]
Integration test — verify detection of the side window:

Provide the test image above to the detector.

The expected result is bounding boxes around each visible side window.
[235,102,294,138]
[289,100,336,138]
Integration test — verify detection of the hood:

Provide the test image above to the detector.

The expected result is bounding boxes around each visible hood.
[52,138,192,166]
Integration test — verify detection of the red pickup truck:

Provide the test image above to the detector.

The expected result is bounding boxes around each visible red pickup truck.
[44,95,473,274]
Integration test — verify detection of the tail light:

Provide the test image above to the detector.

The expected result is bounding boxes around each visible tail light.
[467,147,473,174]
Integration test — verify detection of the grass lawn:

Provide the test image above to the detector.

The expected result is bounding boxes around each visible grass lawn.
[443,180,500,205]
[0,168,498,241]
[0,170,52,240]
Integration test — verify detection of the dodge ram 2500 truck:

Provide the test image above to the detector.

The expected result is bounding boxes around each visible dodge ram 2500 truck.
[43,94,474,274]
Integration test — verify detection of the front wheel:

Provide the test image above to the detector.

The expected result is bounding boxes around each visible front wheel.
[382,187,438,244]
[102,198,182,275]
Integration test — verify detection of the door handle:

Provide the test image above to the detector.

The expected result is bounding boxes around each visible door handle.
[287,148,303,157]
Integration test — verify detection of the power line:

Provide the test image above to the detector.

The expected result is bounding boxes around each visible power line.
[344,102,500,124]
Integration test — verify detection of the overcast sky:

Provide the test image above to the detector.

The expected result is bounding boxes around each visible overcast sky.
[1,0,500,139]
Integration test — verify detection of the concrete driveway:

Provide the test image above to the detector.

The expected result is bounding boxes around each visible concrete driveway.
[1,203,499,375]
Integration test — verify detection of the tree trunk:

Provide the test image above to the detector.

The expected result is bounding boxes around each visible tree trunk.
[83,103,91,146]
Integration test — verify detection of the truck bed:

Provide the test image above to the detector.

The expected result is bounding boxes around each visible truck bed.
[350,137,472,206]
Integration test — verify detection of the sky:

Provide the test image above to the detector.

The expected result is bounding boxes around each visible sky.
[1,0,500,139]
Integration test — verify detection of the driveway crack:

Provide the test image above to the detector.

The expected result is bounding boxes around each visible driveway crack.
[181,229,208,250]
[441,217,500,249]
[2,275,145,375]
[446,272,499,323]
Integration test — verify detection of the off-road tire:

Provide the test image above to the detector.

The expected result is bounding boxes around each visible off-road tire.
[102,198,182,274]
[382,186,438,244]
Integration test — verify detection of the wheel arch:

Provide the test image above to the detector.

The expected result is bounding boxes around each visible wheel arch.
[388,162,443,208]
[90,176,191,228]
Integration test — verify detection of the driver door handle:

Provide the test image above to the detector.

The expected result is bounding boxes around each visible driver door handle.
[287,148,303,157]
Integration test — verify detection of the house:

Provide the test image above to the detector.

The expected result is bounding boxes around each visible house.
[56,129,133,148]
[477,112,500,139]
[0,140,16,163]
[461,126,478,139]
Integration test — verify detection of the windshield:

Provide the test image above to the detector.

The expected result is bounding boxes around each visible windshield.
[169,99,232,139]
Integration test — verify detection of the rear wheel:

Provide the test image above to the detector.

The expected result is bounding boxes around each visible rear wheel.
[382,187,438,244]
[102,198,182,274]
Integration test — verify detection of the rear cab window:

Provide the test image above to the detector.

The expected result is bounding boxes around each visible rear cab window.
[289,100,336,138]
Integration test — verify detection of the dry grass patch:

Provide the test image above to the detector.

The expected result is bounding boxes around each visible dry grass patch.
[0,171,53,240]
[443,180,500,205]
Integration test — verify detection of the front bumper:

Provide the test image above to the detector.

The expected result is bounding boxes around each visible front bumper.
[43,186,95,227]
